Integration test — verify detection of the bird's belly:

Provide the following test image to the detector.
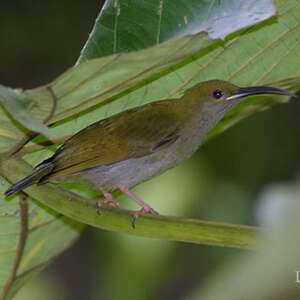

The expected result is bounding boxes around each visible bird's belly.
[80,148,181,191]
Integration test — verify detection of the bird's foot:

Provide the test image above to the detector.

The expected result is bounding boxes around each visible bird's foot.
[131,205,158,228]
[117,184,158,228]
[96,190,121,214]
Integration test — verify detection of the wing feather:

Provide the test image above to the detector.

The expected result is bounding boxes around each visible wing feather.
[46,100,181,178]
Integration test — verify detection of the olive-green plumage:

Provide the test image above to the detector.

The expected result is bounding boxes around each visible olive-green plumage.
[5,80,291,200]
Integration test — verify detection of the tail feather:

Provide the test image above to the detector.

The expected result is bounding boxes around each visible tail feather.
[5,162,54,196]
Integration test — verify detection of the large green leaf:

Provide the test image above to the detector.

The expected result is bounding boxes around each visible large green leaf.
[22,0,299,151]
[78,0,276,60]
[0,0,299,298]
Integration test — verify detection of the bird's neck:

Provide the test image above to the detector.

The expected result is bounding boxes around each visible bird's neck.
[174,96,241,155]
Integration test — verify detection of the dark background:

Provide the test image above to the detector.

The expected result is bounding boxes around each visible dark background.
[1,1,299,299]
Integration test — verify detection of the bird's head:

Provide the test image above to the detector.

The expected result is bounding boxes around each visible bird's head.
[181,79,293,116]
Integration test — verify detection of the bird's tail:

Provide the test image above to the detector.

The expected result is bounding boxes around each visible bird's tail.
[5,162,54,196]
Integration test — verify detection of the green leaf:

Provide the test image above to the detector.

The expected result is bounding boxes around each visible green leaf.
[78,0,277,61]
[0,179,83,300]
[23,0,300,149]
[0,83,81,300]
[0,85,57,141]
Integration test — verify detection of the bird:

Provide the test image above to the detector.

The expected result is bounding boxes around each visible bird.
[5,80,292,226]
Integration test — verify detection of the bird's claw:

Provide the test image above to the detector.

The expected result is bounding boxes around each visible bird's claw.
[96,198,121,215]
[131,207,158,228]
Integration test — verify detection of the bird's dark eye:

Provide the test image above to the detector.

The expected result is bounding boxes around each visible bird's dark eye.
[212,89,224,100]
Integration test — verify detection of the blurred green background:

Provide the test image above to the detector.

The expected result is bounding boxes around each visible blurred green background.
[1,1,299,299]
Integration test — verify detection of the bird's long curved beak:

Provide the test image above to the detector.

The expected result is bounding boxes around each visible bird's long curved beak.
[226,86,293,101]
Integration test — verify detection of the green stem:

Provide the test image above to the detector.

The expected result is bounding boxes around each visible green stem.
[0,156,260,249]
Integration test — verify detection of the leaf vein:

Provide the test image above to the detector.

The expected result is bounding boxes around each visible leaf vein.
[227,20,300,81]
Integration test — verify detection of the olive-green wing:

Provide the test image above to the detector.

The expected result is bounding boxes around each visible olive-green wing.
[46,100,181,178]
